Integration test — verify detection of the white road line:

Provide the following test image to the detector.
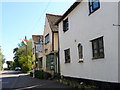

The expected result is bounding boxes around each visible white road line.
[14,84,46,90]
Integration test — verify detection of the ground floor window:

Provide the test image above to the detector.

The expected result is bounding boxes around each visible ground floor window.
[38,57,42,68]
[91,36,104,59]
[46,54,55,71]
[78,43,83,60]
[64,48,70,63]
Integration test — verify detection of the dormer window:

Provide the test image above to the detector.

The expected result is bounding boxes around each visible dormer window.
[63,18,69,32]
[89,0,100,15]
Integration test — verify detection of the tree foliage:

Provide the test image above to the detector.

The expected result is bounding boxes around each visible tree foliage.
[0,46,5,70]
[13,39,33,72]
[6,61,14,70]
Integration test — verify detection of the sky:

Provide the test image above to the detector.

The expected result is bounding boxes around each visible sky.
[1,0,75,65]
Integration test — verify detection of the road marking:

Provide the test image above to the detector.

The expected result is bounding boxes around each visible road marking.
[14,84,46,90]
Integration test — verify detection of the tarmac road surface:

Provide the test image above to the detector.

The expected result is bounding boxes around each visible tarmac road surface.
[0,70,70,89]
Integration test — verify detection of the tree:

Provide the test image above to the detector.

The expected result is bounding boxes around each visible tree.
[0,46,5,70]
[13,39,33,72]
[6,61,14,70]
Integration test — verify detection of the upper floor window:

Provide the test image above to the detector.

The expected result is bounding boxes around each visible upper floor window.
[89,0,100,15]
[33,48,34,54]
[45,34,49,44]
[78,43,83,60]
[64,48,71,63]
[63,18,69,32]
[91,37,104,59]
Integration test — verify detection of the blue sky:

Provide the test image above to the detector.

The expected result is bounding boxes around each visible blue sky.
[1,1,75,62]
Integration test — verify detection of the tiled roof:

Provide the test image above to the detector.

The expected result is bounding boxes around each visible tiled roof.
[46,13,62,32]
[32,35,43,43]
[32,35,43,37]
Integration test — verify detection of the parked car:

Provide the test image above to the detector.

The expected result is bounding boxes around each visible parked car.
[15,67,21,71]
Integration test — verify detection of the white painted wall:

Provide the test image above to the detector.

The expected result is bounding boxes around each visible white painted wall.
[59,1,119,83]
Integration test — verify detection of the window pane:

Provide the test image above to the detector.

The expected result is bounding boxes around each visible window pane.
[93,1,99,9]
[99,48,104,57]
[63,18,69,32]
[33,48,34,54]
[99,48,103,53]
[94,50,98,57]
[98,39,103,48]
[89,0,93,5]
[38,58,42,68]
[90,6,93,13]
[45,34,49,44]
[89,0,100,14]
[78,44,83,59]
[92,37,104,59]
[46,55,54,71]
[64,49,70,63]
[94,50,98,54]
[93,41,97,49]
[66,19,69,30]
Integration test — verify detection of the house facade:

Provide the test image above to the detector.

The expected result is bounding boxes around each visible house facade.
[43,14,61,74]
[56,0,120,83]
[32,14,61,74]
[32,35,44,71]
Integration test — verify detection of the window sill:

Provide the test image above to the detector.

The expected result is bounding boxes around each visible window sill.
[45,41,49,45]
[92,57,104,60]
[78,59,83,63]
[88,8,100,16]
[65,62,70,64]
[63,29,69,33]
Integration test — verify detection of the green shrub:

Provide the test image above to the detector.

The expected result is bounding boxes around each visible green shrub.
[35,70,43,79]
[43,72,51,79]
[69,81,79,88]
[62,79,69,85]
[31,70,51,79]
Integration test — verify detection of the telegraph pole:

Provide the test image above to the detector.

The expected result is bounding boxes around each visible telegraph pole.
[25,36,28,64]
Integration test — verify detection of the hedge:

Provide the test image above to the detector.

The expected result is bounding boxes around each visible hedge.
[30,70,51,80]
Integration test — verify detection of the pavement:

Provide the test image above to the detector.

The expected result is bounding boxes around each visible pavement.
[0,70,70,89]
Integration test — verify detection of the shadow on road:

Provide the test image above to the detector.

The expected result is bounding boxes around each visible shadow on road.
[2,73,70,90]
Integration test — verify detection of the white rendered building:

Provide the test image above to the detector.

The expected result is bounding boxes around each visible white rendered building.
[56,0,120,83]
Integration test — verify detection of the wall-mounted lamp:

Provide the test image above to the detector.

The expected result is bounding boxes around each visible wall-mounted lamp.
[113,24,120,26]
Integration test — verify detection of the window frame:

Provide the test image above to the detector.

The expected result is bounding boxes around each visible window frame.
[46,54,54,71]
[45,34,50,44]
[63,18,69,32]
[64,48,71,63]
[89,0,100,15]
[78,43,83,60]
[91,36,104,59]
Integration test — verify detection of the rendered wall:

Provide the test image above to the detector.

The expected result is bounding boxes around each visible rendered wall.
[59,1,119,83]
[118,1,120,83]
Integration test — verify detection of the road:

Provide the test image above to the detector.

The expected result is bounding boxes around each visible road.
[0,70,70,89]
[0,70,26,89]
